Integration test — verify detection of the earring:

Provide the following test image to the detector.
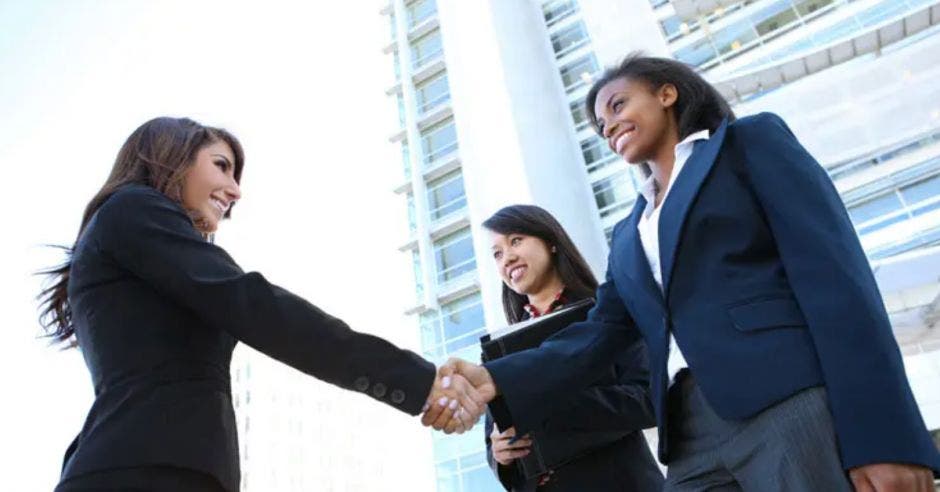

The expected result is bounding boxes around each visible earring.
[551,246,557,253]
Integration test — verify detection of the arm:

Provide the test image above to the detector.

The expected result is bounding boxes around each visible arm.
[95,186,435,415]
[482,259,643,435]
[738,113,940,474]
[541,338,655,433]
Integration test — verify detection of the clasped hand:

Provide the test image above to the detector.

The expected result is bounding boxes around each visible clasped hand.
[420,358,498,434]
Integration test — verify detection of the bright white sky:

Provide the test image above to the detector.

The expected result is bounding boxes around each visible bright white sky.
[0,1,431,488]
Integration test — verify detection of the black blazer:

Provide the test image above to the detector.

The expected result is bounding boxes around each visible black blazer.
[59,184,436,491]
[484,304,663,492]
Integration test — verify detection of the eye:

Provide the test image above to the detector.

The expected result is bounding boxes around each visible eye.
[492,250,502,260]
[510,237,522,246]
[613,99,624,112]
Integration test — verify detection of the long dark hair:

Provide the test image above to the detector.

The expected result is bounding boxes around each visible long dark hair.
[38,117,245,346]
[482,205,598,324]
[586,52,735,144]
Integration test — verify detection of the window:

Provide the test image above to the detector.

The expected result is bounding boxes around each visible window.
[660,15,698,40]
[389,11,397,41]
[433,228,476,285]
[542,0,578,27]
[570,101,590,132]
[392,50,401,82]
[674,38,718,67]
[406,193,418,234]
[396,93,406,126]
[421,117,458,167]
[592,171,636,217]
[752,1,799,37]
[559,54,599,92]
[903,174,940,216]
[581,136,617,173]
[412,250,424,300]
[407,0,437,28]
[420,293,485,357]
[411,29,443,69]
[416,70,451,114]
[401,140,412,180]
[427,170,467,221]
[550,21,590,58]
[848,192,904,225]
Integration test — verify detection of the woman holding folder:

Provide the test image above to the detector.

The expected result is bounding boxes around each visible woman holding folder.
[482,205,663,491]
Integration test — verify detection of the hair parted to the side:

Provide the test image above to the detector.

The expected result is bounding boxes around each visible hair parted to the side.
[482,205,598,324]
[37,117,245,346]
[585,52,736,142]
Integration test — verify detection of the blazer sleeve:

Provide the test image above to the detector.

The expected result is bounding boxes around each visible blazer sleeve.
[93,185,436,415]
[483,246,643,435]
[540,338,655,434]
[738,113,940,473]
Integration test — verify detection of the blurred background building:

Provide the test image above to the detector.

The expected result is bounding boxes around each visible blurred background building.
[378,0,940,490]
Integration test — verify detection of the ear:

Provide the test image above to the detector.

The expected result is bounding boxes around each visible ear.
[658,83,678,109]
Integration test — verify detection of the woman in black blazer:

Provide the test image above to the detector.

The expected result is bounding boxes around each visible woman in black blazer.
[481,205,663,492]
[39,117,480,491]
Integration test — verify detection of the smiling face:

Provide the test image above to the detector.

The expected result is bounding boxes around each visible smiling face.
[489,231,559,296]
[180,140,241,234]
[592,76,679,165]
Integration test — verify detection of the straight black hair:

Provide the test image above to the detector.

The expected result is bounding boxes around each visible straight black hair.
[586,52,735,142]
[482,205,598,324]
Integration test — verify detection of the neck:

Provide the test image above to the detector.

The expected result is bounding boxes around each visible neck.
[648,127,681,197]
[527,275,565,314]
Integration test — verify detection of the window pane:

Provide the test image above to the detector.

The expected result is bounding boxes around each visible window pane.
[712,19,759,55]
[412,250,424,300]
[427,170,467,220]
[550,21,590,58]
[570,101,590,132]
[422,118,458,166]
[901,174,940,206]
[752,1,799,37]
[581,136,616,172]
[543,0,578,26]
[407,0,436,28]
[416,70,451,114]
[441,294,484,342]
[559,54,599,92]
[401,140,411,180]
[434,229,476,283]
[411,29,443,69]
[674,38,717,67]
[592,170,636,216]
[794,0,835,17]
[848,192,904,225]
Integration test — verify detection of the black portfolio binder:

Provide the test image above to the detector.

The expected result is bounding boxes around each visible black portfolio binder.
[478,298,594,479]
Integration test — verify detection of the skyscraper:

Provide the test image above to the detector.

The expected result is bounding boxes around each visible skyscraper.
[382,1,940,490]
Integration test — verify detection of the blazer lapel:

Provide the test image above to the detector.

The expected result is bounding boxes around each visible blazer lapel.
[615,196,665,311]
[658,119,729,298]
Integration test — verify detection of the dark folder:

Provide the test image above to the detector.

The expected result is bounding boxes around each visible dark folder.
[479,298,594,479]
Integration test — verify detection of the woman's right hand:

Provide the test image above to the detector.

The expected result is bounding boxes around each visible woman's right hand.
[491,426,532,466]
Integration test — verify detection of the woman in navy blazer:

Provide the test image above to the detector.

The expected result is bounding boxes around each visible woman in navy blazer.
[39,117,481,491]
[435,54,940,491]
[482,205,662,491]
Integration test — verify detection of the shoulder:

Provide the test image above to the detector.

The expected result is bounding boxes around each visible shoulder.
[728,112,793,140]
[94,184,193,239]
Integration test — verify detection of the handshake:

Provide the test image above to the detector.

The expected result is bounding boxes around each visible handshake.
[419,358,499,434]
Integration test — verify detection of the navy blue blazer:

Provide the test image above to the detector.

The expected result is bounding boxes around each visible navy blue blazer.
[61,185,435,491]
[486,112,940,474]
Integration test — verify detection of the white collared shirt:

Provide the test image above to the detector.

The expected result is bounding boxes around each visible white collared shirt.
[636,129,710,385]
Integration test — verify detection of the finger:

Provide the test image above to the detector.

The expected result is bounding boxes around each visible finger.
[421,396,446,427]
[499,427,517,438]
[506,449,531,459]
[443,413,465,434]
[432,397,458,431]
[849,470,876,492]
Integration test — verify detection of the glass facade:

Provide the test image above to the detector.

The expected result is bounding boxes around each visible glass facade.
[427,170,467,222]
[412,29,444,69]
[407,0,437,28]
[433,228,477,287]
[416,70,451,115]
[421,117,459,167]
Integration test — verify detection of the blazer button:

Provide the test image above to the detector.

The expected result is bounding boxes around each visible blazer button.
[390,389,405,404]
[354,376,369,392]
[372,383,387,398]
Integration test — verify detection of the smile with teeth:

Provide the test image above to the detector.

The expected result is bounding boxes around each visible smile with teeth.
[509,266,527,283]
[614,127,637,155]
[210,198,227,217]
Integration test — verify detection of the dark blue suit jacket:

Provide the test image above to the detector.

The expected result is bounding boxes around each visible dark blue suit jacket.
[486,112,940,474]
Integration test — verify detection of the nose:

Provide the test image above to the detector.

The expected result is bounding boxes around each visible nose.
[502,251,518,270]
[225,178,242,202]
[603,119,619,140]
